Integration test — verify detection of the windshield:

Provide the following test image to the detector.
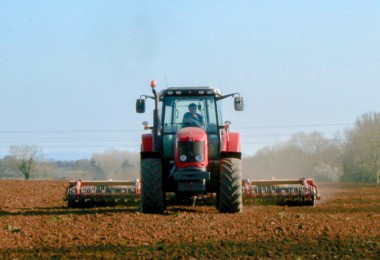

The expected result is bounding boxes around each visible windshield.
[162,96,218,133]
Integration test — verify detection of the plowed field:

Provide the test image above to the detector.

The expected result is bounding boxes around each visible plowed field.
[0,180,379,259]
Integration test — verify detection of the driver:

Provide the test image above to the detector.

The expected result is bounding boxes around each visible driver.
[183,103,204,124]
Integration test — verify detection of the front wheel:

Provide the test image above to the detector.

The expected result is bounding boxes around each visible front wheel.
[218,157,242,213]
[141,158,164,213]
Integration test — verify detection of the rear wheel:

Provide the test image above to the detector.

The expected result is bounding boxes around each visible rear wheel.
[218,157,242,213]
[141,158,164,213]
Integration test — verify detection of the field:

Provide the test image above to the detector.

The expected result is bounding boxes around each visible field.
[0,180,379,259]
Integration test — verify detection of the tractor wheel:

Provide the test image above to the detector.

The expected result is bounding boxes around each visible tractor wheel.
[141,158,165,213]
[218,157,242,213]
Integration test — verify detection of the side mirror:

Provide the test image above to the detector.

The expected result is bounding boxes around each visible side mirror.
[234,97,244,111]
[136,99,145,113]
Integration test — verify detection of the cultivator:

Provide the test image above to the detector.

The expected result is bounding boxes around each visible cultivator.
[66,180,140,207]
[243,178,321,206]
[66,178,320,207]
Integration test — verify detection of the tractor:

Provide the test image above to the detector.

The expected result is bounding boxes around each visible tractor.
[136,81,244,213]
[66,81,320,210]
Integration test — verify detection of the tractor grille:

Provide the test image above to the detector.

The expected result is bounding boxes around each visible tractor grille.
[178,141,204,163]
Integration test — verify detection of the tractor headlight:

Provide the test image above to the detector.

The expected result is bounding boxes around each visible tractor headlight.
[195,154,204,162]
[179,154,187,162]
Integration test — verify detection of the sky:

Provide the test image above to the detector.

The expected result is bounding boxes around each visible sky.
[0,1,379,160]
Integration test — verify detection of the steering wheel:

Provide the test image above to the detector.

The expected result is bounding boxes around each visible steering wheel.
[182,118,201,127]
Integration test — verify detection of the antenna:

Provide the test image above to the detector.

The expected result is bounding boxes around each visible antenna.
[165,76,168,88]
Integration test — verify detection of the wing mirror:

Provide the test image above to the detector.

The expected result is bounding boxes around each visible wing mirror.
[136,99,145,113]
[234,97,244,111]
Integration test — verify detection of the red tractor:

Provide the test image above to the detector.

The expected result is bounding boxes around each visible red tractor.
[66,81,320,210]
[136,81,244,213]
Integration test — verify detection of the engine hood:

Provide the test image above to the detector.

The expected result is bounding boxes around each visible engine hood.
[176,127,207,142]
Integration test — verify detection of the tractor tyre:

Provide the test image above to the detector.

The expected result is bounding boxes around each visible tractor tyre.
[141,158,165,213]
[218,157,242,213]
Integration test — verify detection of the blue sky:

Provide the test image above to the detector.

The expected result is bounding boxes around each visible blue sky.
[0,1,379,159]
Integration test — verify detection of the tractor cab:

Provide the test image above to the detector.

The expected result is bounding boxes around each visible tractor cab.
[161,87,227,161]
[136,85,244,152]
[161,87,223,133]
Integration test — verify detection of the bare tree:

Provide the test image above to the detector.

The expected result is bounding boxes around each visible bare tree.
[8,144,44,179]
[343,112,380,182]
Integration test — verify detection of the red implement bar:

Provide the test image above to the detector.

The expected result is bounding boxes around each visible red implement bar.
[243,178,321,200]
[68,179,141,197]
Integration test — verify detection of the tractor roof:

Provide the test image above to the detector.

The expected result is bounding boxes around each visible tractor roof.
[159,87,223,98]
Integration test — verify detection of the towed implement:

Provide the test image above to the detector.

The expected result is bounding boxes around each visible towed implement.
[66,178,321,207]
[66,180,140,207]
[243,178,321,206]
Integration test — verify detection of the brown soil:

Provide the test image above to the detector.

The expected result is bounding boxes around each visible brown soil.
[0,180,379,259]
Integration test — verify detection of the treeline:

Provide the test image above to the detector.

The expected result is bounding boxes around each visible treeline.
[0,112,379,183]
[243,112,380,183]
[0,149,140,181]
